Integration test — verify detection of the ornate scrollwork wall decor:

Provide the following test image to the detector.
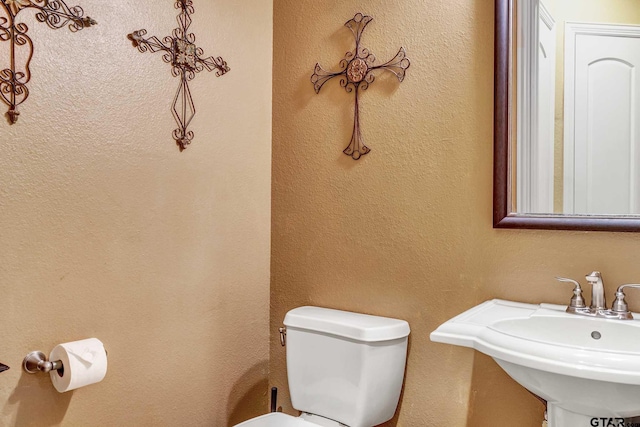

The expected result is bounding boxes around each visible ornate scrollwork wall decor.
[0,0,96,124]
[128,0,229,151]
[311,13,410,160]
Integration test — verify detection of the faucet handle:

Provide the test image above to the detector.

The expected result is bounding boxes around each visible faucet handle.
[611,284,640,317]
[555,277,586,309]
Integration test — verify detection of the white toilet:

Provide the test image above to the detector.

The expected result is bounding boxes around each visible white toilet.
[234,306,410,427]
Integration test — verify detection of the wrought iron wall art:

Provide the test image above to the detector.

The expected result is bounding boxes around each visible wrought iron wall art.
[128,0,229,151]
[311,13,410,160]
[0,0,96,124]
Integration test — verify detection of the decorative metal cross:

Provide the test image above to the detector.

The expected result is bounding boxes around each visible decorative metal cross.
[128,0,229,151]
[312,13,410,160]
[0,0,96,124]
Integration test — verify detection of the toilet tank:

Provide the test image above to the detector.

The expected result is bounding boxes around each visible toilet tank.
[283,307,410,427]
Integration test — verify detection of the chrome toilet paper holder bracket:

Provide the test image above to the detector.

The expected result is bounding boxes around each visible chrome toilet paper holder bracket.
[23,351,63,374]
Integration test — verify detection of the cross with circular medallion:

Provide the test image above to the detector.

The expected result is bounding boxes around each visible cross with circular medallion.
[311,13,411,160]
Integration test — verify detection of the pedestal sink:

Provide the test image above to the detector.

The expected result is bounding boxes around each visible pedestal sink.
[430,300,640,427]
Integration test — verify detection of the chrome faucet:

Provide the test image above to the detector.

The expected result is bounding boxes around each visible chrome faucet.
[585,271,606,310]
[556,272,640,320]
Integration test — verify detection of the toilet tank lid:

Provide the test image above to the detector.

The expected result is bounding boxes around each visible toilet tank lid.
[283,306,410,342]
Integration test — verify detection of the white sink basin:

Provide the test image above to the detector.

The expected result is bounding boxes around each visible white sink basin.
[494,316,640,353]
[430,300,640,427]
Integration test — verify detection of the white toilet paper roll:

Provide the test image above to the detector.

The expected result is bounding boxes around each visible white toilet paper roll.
[49,338,108,393]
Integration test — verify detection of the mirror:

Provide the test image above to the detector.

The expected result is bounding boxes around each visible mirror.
[494,0,640,231]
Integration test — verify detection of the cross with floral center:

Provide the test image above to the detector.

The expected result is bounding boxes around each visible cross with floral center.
[128,0,229,151]
[312,13,410,160]
[0,0,96,123]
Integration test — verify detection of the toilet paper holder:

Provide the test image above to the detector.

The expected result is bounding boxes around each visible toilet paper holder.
[23,351,63,374]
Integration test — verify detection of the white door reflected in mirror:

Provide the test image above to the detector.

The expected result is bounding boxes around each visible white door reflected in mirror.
[515,0,640,215]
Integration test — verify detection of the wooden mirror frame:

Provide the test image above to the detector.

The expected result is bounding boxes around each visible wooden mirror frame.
[493,0,640,232]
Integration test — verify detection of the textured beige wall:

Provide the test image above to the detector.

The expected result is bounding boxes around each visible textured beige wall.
[271,1,640,427]
[0,1,272,426]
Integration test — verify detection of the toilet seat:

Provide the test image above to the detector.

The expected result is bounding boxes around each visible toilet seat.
[233,413,320,427]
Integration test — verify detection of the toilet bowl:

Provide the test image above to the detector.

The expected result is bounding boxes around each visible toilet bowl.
[233,306,410,427]
[235,412,340,427]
